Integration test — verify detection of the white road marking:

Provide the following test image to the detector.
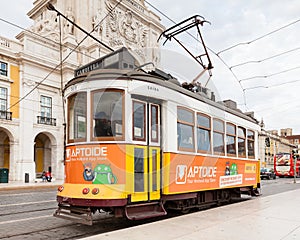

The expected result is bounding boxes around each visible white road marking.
[0,200,56,207]
[0,191,55,197]
[0,215,52,225]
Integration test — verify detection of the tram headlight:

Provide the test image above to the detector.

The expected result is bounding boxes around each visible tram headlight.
[92,188,99,195]
[82,188,90,194]
[57,185,64,192]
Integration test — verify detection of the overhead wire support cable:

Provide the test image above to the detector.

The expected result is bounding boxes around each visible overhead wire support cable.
[239,65,300,82]
[217,18,300,55]
[145,1,248,106]
[7,1,122,111]
[230,46,300,69]
[0,17,100,63]
[46,3,114,52]
[243,79,300,91]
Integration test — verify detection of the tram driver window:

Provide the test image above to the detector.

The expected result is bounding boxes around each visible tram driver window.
[92,90,123,139]
[94,112,113,137]
[67,92,87,142]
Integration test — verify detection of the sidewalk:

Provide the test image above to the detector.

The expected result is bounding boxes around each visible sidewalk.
[82,189,300,240]
[0,179,63,191]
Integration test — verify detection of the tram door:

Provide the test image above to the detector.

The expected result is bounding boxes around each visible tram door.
[130,100,161,202]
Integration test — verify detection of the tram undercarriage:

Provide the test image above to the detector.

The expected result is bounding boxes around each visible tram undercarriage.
[53,186,258,225]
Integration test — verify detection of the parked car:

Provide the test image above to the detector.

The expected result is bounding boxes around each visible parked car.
[260,168,276,180]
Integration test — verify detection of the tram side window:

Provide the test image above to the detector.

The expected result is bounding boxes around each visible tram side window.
[247,130,255,158]
[133,101,146,141]
[197,113,211,153]
[226,123,236,156]
[92,90,123,139]
[238,127,246,157]
[177,107,194,151]
[151,105,159,143]
[68,92,87,142]
[213,119,225,155]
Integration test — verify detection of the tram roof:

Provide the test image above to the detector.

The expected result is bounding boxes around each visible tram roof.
[68,47,259,125]
[66,67,259,125]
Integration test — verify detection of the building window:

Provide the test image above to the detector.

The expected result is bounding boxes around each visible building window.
[197,113,211,153]
[68,92,87,142]
[238,126,246,157]
[92,89,124,140]
[0,62,8,76]
[177,107,194,151]
[213,119,225,155]
[41,96,52,118]
[226,123,236,156]
[247,130,255,158]
[0,87,7,111]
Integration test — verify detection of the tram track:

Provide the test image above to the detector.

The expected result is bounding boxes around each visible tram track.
[0,206,56,217]
[0,197,253,239]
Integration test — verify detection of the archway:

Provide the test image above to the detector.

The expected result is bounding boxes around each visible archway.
[34,133,52,177]
[0,131,10,168]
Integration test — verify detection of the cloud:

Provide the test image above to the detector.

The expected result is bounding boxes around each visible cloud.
[1,0,300,133]
[149,0,300,133]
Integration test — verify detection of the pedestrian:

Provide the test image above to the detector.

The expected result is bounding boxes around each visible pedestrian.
[45,171,52,182]
[42,171,47,182]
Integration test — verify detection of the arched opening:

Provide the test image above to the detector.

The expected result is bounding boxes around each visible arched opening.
[0,135,10,168]
[34,133,52,178]
[0,128,12,182]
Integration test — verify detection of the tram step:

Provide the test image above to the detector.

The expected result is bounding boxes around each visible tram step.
[53,204,93,225]
[125,201,167,220]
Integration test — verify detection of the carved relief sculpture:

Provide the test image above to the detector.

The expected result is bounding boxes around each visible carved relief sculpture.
[92,8,103,36]
[64,7,75,35]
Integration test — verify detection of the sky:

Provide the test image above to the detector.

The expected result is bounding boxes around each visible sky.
[1,0,300,134]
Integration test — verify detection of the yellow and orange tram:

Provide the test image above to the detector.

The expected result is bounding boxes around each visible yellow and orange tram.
[54,48,260,225]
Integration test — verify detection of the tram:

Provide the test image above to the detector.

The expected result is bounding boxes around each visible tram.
[53,47,261,225]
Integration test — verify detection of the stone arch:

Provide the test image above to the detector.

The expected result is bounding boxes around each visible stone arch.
[0,128,14,168]
[34,132,57,178]
[0,127,14,181]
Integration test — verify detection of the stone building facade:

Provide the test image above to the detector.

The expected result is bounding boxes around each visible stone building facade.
[258,126,296,168]
[0,0,164,182]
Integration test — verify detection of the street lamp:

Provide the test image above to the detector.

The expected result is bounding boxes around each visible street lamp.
[292,149,298,184]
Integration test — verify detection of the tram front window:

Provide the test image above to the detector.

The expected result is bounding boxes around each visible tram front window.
[68,92,87,142]
[92,90,123,139]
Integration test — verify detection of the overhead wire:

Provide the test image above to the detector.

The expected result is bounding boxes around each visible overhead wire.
[217,18,300,55]
[230,46,300,69]
[146,1,300,115]
[5,0,123,111]
[0,17,98,64]
[243,79,300,91]
[239,65,300,82]
[3,1,299,117]
[145,0,248,107]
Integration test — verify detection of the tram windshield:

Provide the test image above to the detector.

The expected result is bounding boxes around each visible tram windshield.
[92,90,123,138]
[276,153,291,166]
[68,92,87,141]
